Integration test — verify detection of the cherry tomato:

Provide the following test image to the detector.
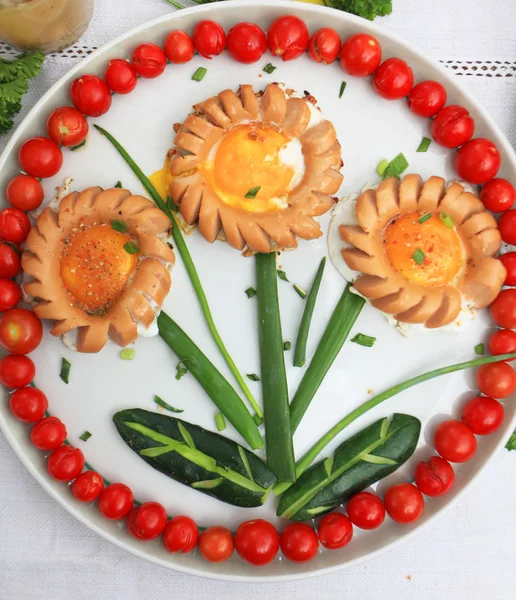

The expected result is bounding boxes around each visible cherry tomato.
[490,289,516,329]
[46,106,88,148]
[9,387,48,422]
[0,207,31,244]
[70,75,112,117]
[373,58,414,100]
[132,43,167,78]
[0,242,21,278]
[226,22,267,64]
[346,491,386,530]
[18,137,63,179]
[462,395,504,435]
[489,328,516,357]
[431,105,474,149]
[0,354,35,388]
[477,362,516,398]
[235,519,279,566]
[499,253,516,286]
[434,420,478,462]
[71,471,104,502]
[163,516,198,554]
[280,523,319,563]
[104,59,138,94]
[98,483,134,520]
[407,80,447,118]
[193,20,226,59]
[163,30,195,64]
[480,178,515,213]
[267,15,309,62]
[455,138,501,185]
[0,308,43,354]
[499,210,516,245]
[0,279,22,312]
[47,445,84,482]
[339,33,382,77]
[127,502,168,541]
[30,416,67,451]
[414,456,455,497]
[198,526,234,562]
[317,513,353,550]
[308,28,341,65]
[5,174,44,211]
[384,483,424,524]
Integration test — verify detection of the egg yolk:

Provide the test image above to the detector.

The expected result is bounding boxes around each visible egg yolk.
[200,123,296,212]
[383,212,463,287]
[60,224,138,314]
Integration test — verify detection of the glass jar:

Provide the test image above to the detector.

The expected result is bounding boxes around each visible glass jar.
[0,0,94,53]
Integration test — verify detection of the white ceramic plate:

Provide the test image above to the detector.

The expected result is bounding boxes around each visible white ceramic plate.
[1,0,515,582]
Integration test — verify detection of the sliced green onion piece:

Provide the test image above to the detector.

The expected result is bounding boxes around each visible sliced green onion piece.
[253,414,263,427]
[383,153,409,179]
[418,213,431,224]
[192,67,207,82]
[277,270,289,282]
[507,431,516,451]
[123,241,139,254]
[339,81,347,99]
[70,139,86,151]
[79,431,92,442]
[351,333,376,348]
[111,219,127,233]
[245,186,261,199]
[245,287,257,299]
[417,137,432,152]
[263,63,277,74]
[114,181,122,188]
[60,358,71,384]
[154,395,184,413]
[376,159,389,177]
[440,213,455,229]
[120,348,135,360]
[215,412,227,431]
[293,284,307,299]
[475,343,485,355]
[283,341,291,351]
[412,248,425,265]
[247,373,260,382]
[176,360,189,381]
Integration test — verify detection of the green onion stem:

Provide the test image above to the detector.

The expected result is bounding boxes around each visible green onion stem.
[164,0,185,8]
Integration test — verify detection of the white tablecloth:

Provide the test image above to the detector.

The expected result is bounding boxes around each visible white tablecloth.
[1,1,516,598]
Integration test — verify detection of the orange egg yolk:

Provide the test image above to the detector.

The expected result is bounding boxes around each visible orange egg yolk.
[383,212,463,287]
[60,224,138,314]
[200,124,296,212]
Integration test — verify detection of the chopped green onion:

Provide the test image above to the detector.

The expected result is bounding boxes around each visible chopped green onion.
[383,153,409,180]
[120,348,135,360]
[277,270,289,282]
[111,219,127,233]
[293,284,307,299]
[245,186,261,199]
[123,241,139,254]
[416,137,432,153]
[253,414,263,426]
[247,373,260,382]
[283,341,291,351]
[215,412,227,431]
[412,248,425,265]
[166,195,178,212]
[376,159,389,177]
[79,431,92,442]
[245,287,257,299]
[263,63,277,74]
[507,431,516,451]
[114,181,122,188]
[418,213,431,224]
[351,333,377,348]
[475,343,485,355]
[154,395,183,413]
[192,67,207,82]
[440,213,455,229]
[339,81,347,99]
[175,360,189,381]
[60,358,71,384]
[70,139,86,151]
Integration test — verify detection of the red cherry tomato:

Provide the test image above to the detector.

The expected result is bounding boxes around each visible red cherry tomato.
[455,138,501,185]
[235,519,279,566]
[407,80,447,118]
[490,289,516,329]
[339,33,382,77]
[489,329,516,357]
[499,253,516,286]
[462,395,504,435]
[163,30,195,64]
[0,242,21,278]
[71,471,104,502]
[434,420,478,462]
[70,74,112,117]
[47,445,84,482]
[104,59,138,94]
[9,387,48,423]
[308,28,341,64]
[477,362,516,398]
[6,175,44,211]
[267,15,309,62]
[431,105,475,149]
[163,516,198,554]
[18,137,63,179]
[280,523,319,563]
[499,210,516,245]
[0,354,35,388]
[132,43,167,78]
[346,491,386,530]
[30,416,67,450]
[317,513,353,550]
[384,483,424,524]
[414,456,455,497]
[0,308,43,354]
[480,178,515,213]
[198,526,234,562]
[193,20,226,59]
[127,502,167,541]
[46,106,88,147]
[98,483,134,520]
[0,207,31,244]
[373,58,414,100]
[226,22,267,64]
[0,279,22,312]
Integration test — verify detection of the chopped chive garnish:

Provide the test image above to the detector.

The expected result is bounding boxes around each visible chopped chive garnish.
[253,414,263,426]
[111,219,127,233]
[383,153,409,179]
[70,139,86,151]
[245,286,257,299]
[154,395,184,413]
[412,248,425,265]
[418,213,431,224]
[277,270,289,282]
[376,159,389,177]
[123,241,139,254]
[339,81,347,99]
[417,137,432,153]
[79,431,92,442]
[440,213,454,229]
[245,186,261,199]
[263,63,277,74]
[283,341,292,351]
[475,343,485,355]
[114,181,122,188]
[175,360,189,381]
[215,412,227,431]
[120,348,135,360]
[351,333,377,348]
[60,358,71,384]
[293,284,307,299]
[167,195,178,212]
[192,67,207,82]
[247,373,260,382]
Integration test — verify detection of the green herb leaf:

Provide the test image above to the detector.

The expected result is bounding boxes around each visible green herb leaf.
[120,348,135,360]
[263,63,277,74]
[247,373,260,382]
[277,269,289,282]
[293,284,307,299]
[154,395,184,413]
[123,241,139,254]
[79,431,92,442]
[475,343,485,355]
[215,412,226,432]
[114,181,122,188]
[440,213,455,229]
[283,341,292,351]
[376,159,389,177]
[175,360,189,381]
[416,137,432,153]
[339,81,347,99]
[70,139,87,151]
[506,431,516,451]
[383,153,409,179]
[351,333,377,348]
[322,0,392,21]
[111,219,127,233]
[192,67,207,82]
[245,287,257,299]
[412,248,425,265]
[244,186,261,199]
[60,358,71,384]
[418,213,431,224]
